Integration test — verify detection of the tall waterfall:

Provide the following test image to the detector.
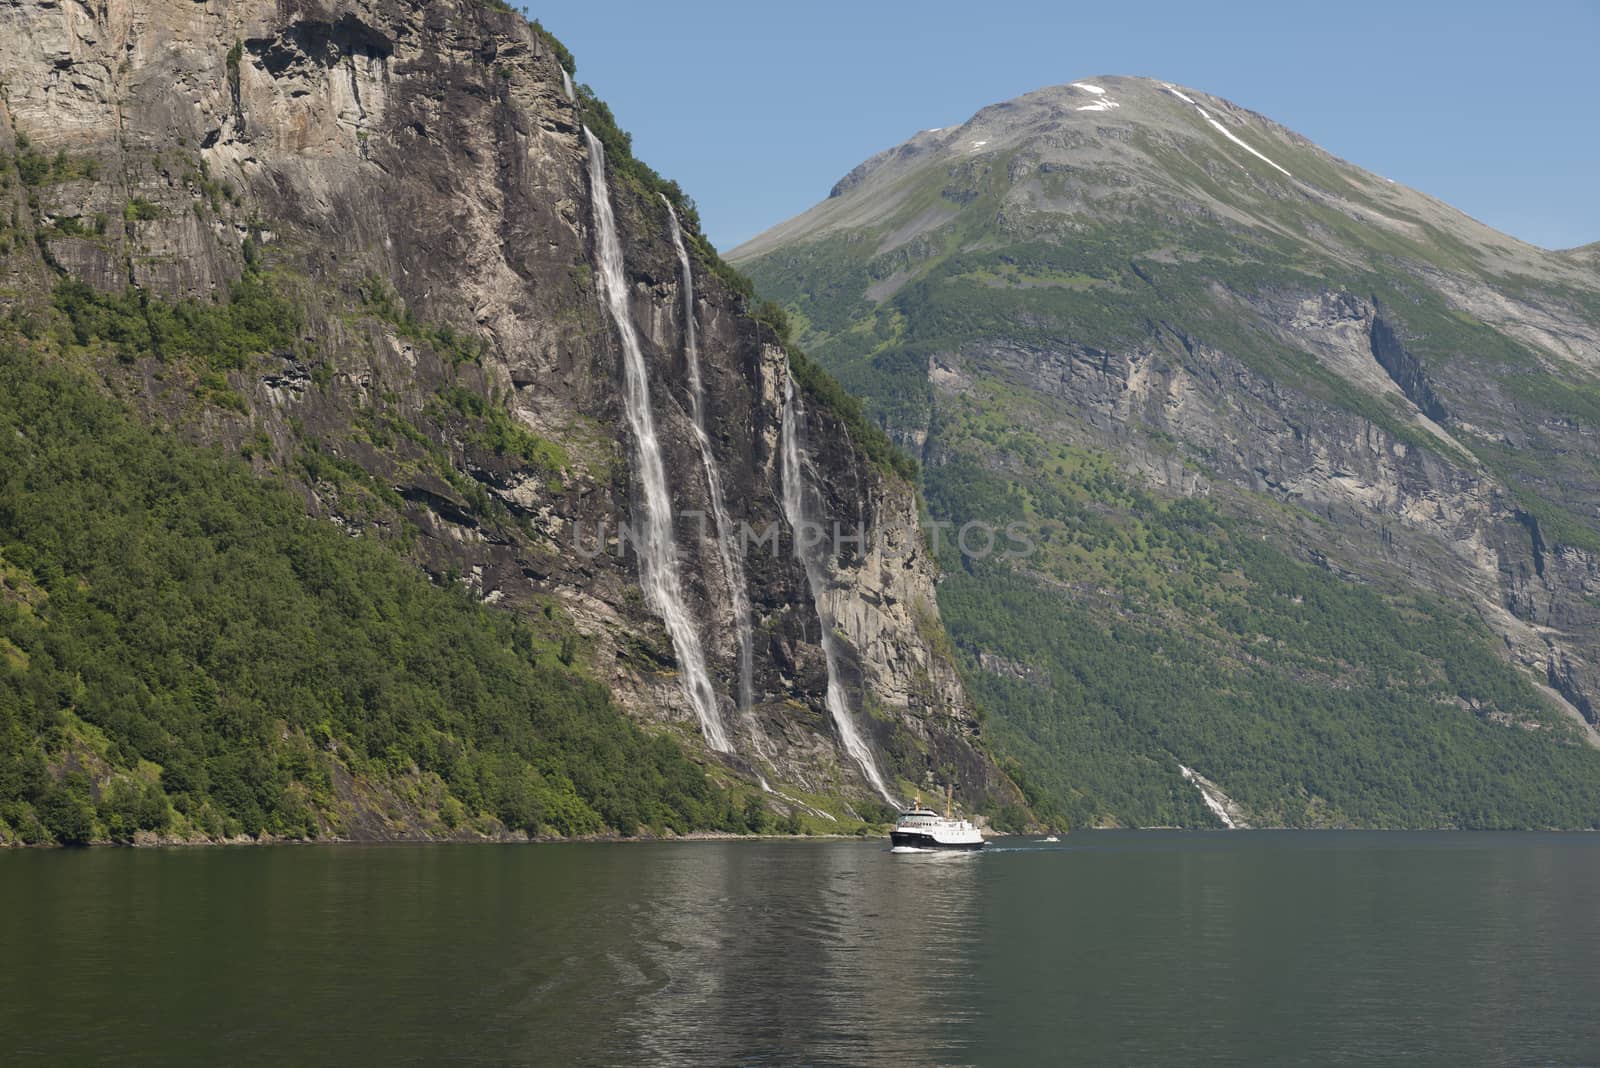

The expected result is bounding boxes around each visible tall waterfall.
[660,196,756,717]
[583,127,731,753]
[780,378,896,805]
[560,68,574,101]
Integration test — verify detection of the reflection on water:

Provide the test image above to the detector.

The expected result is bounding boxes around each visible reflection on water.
[603,843,982,1066]
[3,834,1600,1066]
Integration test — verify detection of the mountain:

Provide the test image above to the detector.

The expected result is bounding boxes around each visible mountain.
[1564,241,1600,273]
[734,76,1600,829]
[0,0,1020,846]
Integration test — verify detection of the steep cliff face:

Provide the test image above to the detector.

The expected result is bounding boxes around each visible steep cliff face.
[0,0,1017,828]
[737,76,1600,828]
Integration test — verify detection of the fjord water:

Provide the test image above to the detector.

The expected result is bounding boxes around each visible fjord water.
[7,834,1599,1066]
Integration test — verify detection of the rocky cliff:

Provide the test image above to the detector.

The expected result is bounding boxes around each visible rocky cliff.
[737,76,1600,828]
[0,0,1018,835]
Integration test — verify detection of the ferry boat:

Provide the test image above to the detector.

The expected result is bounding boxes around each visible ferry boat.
[890,787,985,851]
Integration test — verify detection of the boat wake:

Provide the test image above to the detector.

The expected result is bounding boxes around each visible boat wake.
[888,846,983,861]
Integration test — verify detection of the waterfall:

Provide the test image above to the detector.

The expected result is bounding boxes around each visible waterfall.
[560,68,574,101]
[660,196,756,718]
[779,377,896,805]
[583,127,731,754]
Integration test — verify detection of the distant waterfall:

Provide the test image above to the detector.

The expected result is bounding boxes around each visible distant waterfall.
[660,196,756,717]
[583,127,731,754]
[780,378,896,804]
[561,68,574,101]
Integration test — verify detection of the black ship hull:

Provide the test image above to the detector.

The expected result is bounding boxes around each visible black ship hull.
[890,831,985,851]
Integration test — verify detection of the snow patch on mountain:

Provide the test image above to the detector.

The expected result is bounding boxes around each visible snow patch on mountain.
[1073,82,1121,112]
[1158,83,1292,177]
[1195,105,1292,177]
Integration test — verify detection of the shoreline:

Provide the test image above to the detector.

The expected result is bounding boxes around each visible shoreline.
[0,828,911,850]
[6,825,1597,851]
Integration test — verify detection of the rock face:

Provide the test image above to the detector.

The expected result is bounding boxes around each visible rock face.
[0,0,1017,814]
[736,76,1600,827]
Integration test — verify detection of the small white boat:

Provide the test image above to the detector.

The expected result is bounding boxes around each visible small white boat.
[889,786,984,851]
[1041,835,1060,843]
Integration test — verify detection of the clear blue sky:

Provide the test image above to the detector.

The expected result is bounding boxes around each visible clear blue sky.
[532,1,1599,253]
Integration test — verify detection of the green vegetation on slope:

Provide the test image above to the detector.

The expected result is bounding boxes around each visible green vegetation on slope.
[750,207,1475,464]
[944,539,1600,831]
[54,274,299,372]
[0,342,744,845]
[923,393,1600,829]
[741,145,1600,826]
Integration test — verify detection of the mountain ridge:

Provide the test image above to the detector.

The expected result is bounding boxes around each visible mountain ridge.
[736,75,1587,282]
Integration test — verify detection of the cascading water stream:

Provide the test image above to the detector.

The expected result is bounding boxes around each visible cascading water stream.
[583,127,731,753]
[660,196,757,720]
[560,68,574,101]
[779,378,896,805]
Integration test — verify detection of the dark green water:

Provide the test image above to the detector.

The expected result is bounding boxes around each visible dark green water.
[4,832,1599,1066]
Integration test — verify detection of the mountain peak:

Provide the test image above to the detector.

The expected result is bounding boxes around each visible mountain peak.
[822,75,1231,200]
[733,77,1581,287]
